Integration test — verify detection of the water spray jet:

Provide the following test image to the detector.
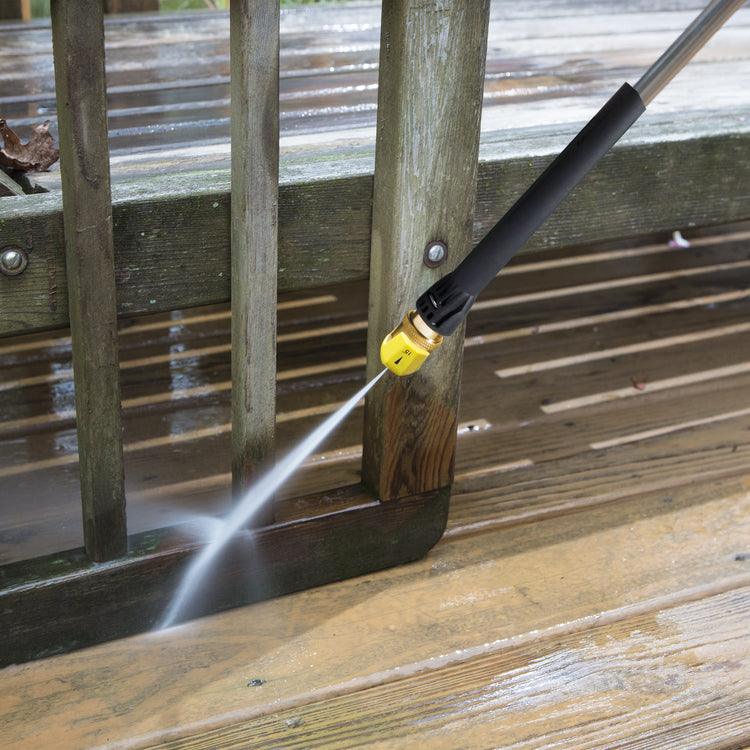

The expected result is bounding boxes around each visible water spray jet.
[159,369,387,629]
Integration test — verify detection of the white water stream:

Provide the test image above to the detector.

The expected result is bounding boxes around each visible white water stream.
[158,368,387,629]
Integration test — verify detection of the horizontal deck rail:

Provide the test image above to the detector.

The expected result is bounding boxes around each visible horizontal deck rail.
[1,123,749,336]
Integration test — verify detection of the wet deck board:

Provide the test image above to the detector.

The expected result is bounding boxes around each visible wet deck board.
[2,461,749,748]
[0,0,748,187]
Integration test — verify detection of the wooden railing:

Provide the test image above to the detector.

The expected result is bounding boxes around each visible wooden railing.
[1,0,748,665]
[52,0,128,562]
[0,0,490,664]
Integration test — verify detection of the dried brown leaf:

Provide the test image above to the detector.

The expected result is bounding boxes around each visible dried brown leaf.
[631,372,649,391]
[0,118,60,172]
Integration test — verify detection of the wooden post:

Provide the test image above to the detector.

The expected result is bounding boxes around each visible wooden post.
[51,0,127,561]
[362,0,490,501]
[0,0,31,20]
[230,0,279,508]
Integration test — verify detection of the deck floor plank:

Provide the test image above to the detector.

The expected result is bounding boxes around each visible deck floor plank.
[133,587,750,750]
[2,475,749,749]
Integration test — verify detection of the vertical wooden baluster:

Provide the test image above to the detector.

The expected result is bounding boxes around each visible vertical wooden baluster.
[0,0,31,20]
[362,0,490,501]
[51,0,127,561]
[230,0,279,515]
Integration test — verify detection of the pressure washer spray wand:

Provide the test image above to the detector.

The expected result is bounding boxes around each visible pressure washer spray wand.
[381,0,746,376]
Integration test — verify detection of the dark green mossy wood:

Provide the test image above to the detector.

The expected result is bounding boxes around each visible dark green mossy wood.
[1,127,749,338]
[0,485,450,667]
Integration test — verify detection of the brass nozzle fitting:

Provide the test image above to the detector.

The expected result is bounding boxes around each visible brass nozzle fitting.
[380,311,443,376]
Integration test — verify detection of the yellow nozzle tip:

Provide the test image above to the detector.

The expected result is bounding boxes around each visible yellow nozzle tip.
[381,330,431,376]
[380,312,443,376]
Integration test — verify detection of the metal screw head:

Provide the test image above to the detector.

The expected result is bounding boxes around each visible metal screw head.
[0,246,28,277]
[424,240,447,268]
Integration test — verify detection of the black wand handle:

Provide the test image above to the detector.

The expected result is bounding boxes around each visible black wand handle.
[416,82,646,336]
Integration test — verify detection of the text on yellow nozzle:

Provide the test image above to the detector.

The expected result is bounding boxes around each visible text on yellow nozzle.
[380,311,443,376]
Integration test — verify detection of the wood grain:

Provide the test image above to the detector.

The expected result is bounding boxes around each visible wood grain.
[3,226,750,563]
[0,485,449,667]
[2,478,749,749]
[50,0,126,561]
[361,0,490,500]
[229,0,279,502]
[2,4,750,743]
[3,226,750,745]
[133,587,750,750]
[1,4,748,336]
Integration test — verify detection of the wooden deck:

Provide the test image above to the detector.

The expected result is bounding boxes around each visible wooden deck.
[2,0,749,335]
[3,221,750,562]
[2,0,750,747]
[3,222,750,747]
[1,1,748,335]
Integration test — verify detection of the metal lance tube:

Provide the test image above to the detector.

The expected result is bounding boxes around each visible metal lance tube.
[634,0,747,105]
[380,0,746,375]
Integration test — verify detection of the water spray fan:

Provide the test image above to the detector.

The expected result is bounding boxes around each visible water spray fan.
[381,0,746,377]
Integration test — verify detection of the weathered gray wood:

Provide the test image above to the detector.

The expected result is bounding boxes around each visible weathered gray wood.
[1,2,748,338]
[361,0,490,501]
[50,0,126,561]
[0,170,24,197]
[229,0,279,503]
[1,1,747,194]
[0,122,748,339]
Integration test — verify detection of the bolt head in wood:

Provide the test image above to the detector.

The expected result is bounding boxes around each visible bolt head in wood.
[424,241,447,268]
[0,246,28,276]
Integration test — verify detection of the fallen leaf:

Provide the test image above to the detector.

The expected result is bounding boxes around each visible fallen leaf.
[0,118,59,172]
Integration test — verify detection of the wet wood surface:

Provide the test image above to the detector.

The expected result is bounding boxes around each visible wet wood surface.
[1,1,748,334]
[1,0,747,186]
[4,223,750,562]
[2,421,749,748]
[3,223,750,746]
[2,2,750,745]
[0,485,451,666]
[361,0,488,500]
